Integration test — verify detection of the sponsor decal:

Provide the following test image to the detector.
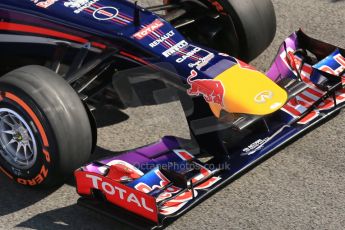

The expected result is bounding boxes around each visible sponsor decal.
[162,40,189,58]
[168,43,215,69]
[149,30,175,48]
[187,70,225,106]
[133,19,164,40]
[31,0,58,8]
[254,91,273,104]
[280,49,345,124]
[86,174,154,212]
[188,53,215,70]
[176,47,202,63]
[64,0,99,14]
[242,138,270,155]
[76,172,158,222]
[93,6,119,21]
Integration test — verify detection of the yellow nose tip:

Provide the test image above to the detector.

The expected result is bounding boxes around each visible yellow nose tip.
[209,64,288,117]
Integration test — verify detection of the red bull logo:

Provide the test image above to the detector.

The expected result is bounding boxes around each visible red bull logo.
[187,70,225,106]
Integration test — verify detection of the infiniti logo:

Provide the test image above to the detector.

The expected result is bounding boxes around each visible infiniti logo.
[254,91,273,103]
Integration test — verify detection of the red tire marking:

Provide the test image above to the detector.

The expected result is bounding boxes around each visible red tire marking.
[5,92,49,148]
[0,166,13,179]
[43,149,51,163]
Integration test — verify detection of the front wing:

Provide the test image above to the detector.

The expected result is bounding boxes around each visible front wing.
[75,31,345,229]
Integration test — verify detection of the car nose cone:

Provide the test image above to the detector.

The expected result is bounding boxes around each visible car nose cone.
[209,63,288,117]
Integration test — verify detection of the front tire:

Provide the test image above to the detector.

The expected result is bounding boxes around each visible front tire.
[168,0,276,61]
[0,66,92,187]
[212,0,277,61]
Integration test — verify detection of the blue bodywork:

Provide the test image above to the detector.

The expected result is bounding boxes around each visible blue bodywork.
[0,0,237,81]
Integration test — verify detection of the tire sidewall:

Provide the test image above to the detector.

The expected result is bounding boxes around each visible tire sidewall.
[0,85,58,187]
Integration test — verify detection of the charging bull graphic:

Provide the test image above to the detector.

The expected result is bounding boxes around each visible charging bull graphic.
[187,70,225,106]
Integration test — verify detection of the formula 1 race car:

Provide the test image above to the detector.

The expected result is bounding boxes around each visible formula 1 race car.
[1,0,345,229]
[0,0,276,186]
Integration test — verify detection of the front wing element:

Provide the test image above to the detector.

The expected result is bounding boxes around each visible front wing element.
[75,31,345,229]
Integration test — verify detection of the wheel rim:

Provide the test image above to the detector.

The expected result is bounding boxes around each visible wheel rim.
[0,108,38,170]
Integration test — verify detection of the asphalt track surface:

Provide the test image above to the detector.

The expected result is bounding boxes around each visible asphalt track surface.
[1,0,345,229]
